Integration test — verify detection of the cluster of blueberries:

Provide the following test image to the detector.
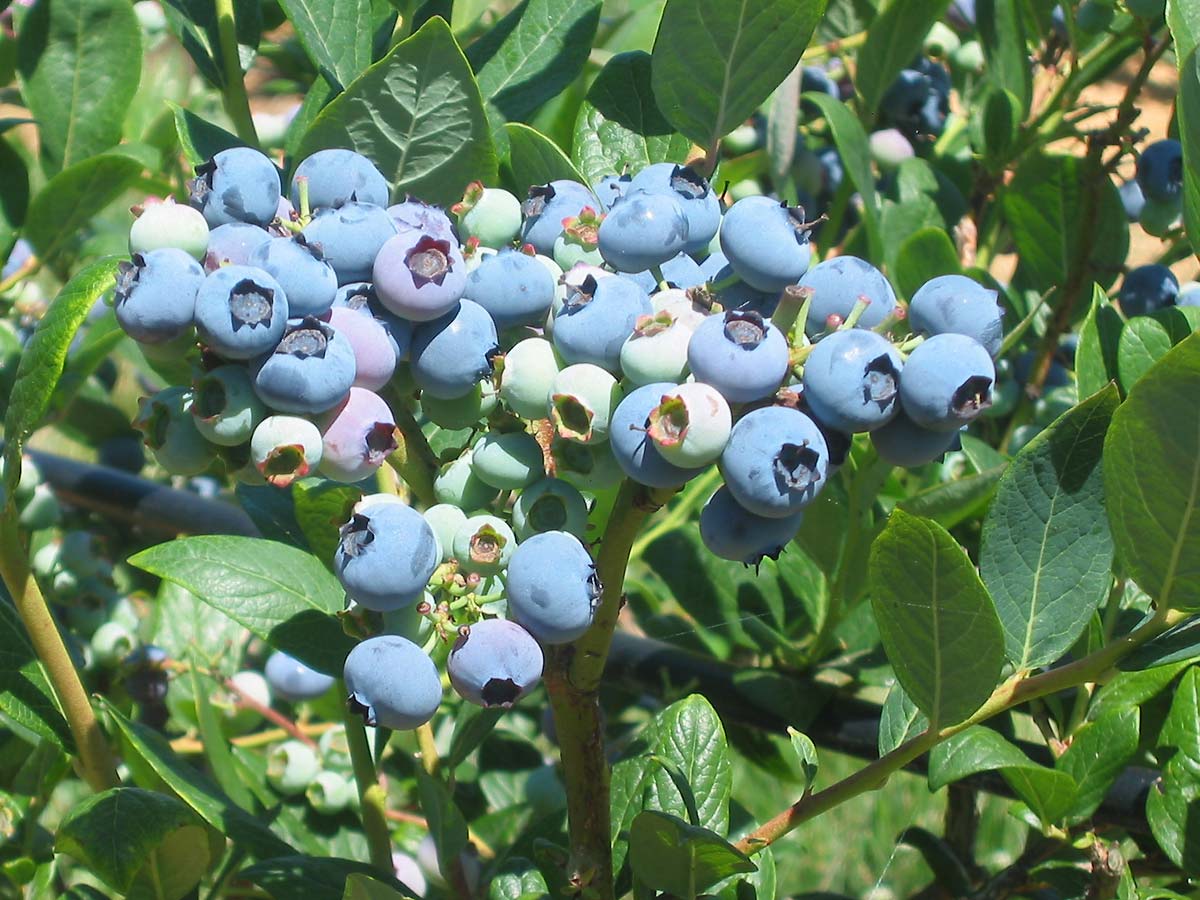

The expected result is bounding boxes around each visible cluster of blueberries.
[110,143,1011,727]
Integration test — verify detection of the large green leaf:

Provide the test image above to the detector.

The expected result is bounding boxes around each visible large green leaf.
[869,509,1005,729]
[1170,34,1200,267]
[500,123,587,198]
[0,138,29,262]
[414,766,470,889]
[56,788,209,899]
[292,479,362,572]
[977,0,1030,113]
[1115,308,1197,394]
[1147,757,1200,874]
[893,227,959,300]
[855,0,951,113]
[169,103,245,168]
[161,0,262,89]
[979,385,1117,670]
[3,257,121,497]
[16,0,141,171]
[1159,666,1200,768]
[628,810,755,896]
[150,581,248,675]
[571,50,692,189]
[877,682,928,757]
[128,536,356,675]
[1056,708,1138,822]
[296,17,497,207]
[242,857,409,900]
[100,700,294,860]
[650,0,827,150]
[278,0,374,91]
[1075,284,1122,399]
[1103,334,1200,611]
[645,695,731,834]
[1121,618,1200,670]
[0,599,72,750]
[23,155,144,262]
[467,0,601,124]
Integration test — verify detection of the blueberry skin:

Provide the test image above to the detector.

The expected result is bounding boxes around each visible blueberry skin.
[699,485,804,565]
[291,149,390,210]
[798,256,898,336]
[627,164,721,255]
[190,147,281,228]
[464,249,557,331]
[595,173,632,211]
[521,180,599,254]
[802,329,903,433]
[870,409,959,467]
[512,478,588,540]
[448,619,544,707]
[505,531,600,644]
[265,650,335,701]
[686,310,789,403]
[410,299,499,399]
[318,387,397,483]
[114,249,204,343]
[1119,264,1179,317]
[598,189,690,273]
[720,197,813,292]
[303,202,398,285]
[194,265,289,360]
[334,499,439,610]
[1136,139,1183,204]
[387,199,457,242]
[133,386,216,476]
[326,306,397,391]
[253,316,357,414]
[899,333,995,432]
[373,231,468,323]
[553,274,652,373]
[250,235,338,317]
[344,635,442,729]
[204,222,272,271]
[908,274,1004,356]
[630,252,708,293]
[333,282,413,362]
[720,406,830,518]
[609,382,708,488]
[1118,179,1145,222]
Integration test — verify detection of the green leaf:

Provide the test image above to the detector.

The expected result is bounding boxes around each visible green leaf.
[1171,42,1200,270]
[628,810,756,896]
[1147,757,1200,874]
[486,858,548,900]
[23,155,144,262]
[3,257,121,498]
[56,787,208,898]
[278,0,374,91]
[854,0,950,113]
[0,138,29,262]
[468,0,601,124]
[878,682,928,757]
[799,91,881,260]
[896,828,971,898]
[650,0,827,150]
[571,50,692,189]
[979,385,1118,670]
[972,87,1021,171]
[1003,154,1129,293]
[161,0,262,89]
[415,766,470,888]
[1075,284,1122,399]
[896,466,1005,531]
[644,695,731,833]
[500,123,587,198]
[1159,666,1200,769]
[296,17,497,207]
[893,227,960,300]
[127,536,355,675]
[869,509,1005,728]
[610,755,657,875]
[445,704,503,772]
[16,0,141,171]
[345,872,411,899]
[151,581,247,674]
[977,0,1030,113]
[1057,707,1138,822]
[1121,618,1200,671]
[0,600,72,750]
[292,479,362,571]
[1103,334,1200,611]
[99,699,294,860]
[1116,308,1195,394]
[190,666,256,811]
[1090,659,1191,721]
[786,727,818,794]
[242,857,408,900]
[929,727,1076,825]
[168,102,245,168]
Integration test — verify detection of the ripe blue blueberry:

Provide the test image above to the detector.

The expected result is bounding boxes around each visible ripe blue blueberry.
[719,406,829,518]
[699,485,804,565]
[1118,264,1179,317]
[318,387,398,483]
[505,531,600,644]
[192,364,265,446]
[344,635,442,729]
[464,249,557,331]
[303,202,398,285]
[250,415,323,486]
[388,198,456,243]
[597,189,690,273]
[802,329,903,432]
[265,650,335,702]
[194,265,289,360]
[250,235,338,317]
[552,274,652,373]
[335,498,439,610]
[595,173,632,210]
[686,310,789,403]
[609,382,708,488]
[899,333,995,431]
[373,231,467,322]
[204,222,272,271]
[114,249,204,343]
[1136,139,1182,203]
[253,316,357,414]
[291,149,390,210]
[869,408,960,467]
[189,148,281,228]
[908,274,1004,356]
[448,619,544,708]
[719,197,814,292]
[521,180,599,254]
[512,478,588,540]
[797,256,899,336]
[628,163,721,255]
[410,299,499,399]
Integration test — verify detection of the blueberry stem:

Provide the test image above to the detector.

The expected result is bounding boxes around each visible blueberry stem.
[769,284,812,345]
[213,0,260,147]
[895,334,926,355]
[0,513,119,792]
[0,252,39,295]
[416,721,439,775]
[837,295,872,331]
[340,683,395,875]
[381,387,440,507]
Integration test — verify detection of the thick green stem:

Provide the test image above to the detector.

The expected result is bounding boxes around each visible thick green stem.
[735,605,1186,854]
[341,694,394,876]
[383,394,440,508]
[0,514,117,792]
[214,0,259,146]
[545,480,673,900]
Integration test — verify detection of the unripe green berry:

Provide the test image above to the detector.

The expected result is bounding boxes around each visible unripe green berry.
[471,431,545,490]
[421,380,498,429]
[453,182,522,248]
[434,452,501,510]
[512,478,588,540]
[620,312,692,386]
[267,740,321,796]
[129,200,210,261]
[1139,195,1182,237]
[307,770,354,814]
[500,337,563,419]
[646,381,731,467]
[250,416,323,488]
[423,505,469,559]
[91,622,136,668]
[134,386,218,477]
[452,514,516,575]
[192,365,266,447]
[548,364,623,445]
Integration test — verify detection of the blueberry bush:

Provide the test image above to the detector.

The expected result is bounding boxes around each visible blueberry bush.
[0,0,1198,897]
